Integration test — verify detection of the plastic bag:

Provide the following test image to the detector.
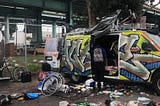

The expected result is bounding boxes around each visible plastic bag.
[24,93,39,100]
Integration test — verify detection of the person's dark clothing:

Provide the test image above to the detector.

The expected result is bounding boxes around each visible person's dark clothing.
[92,45,107,91]
[42,62,51,72]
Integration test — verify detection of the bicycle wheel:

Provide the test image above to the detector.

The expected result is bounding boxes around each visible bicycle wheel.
[55,73,65,89]
[13,67,27,81]
[48,72,65,89]
[41,76,58,96]
[1,67,11,78]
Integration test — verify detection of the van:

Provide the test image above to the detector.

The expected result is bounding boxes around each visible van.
[44,38,59,68]
[60,30,160,94]
[60,13,160,94]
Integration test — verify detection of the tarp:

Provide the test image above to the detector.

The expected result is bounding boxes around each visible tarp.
[89,10,121,36]
[66,10,120,37]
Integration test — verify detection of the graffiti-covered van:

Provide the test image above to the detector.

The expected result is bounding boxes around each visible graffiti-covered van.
[60,12,160,95]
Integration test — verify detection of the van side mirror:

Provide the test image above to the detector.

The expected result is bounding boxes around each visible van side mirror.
[142,42,154,51]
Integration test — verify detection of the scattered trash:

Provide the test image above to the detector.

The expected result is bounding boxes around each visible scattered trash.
[110,100,123,106]
[70,84,86,90]
[39,60,44,63]
[1,67,160,106]
[89,93,94,97]
[10,93,24,99]
[33,59,37,63]
[102,90,112,94]
[109,91,124,100]
[59,101,69,106]
[105,94,111,106]
[85,78,95,87]
[76,102,88,106]
[59,84,70,93]
[113,91,124,96]
[88,103,98,106]
[137,97,151,105]
[140,92,149,97]
[17,97,24,101]
[84,97,88,103]
[68,102,104,106]
[0,94,12,106]
[68,103,77,106]
[81,87,86,92]
[124,90,131,96]
[24,92,39,100]
[127,101,139,106]
[98,102,103,106]
[97,91,103,95]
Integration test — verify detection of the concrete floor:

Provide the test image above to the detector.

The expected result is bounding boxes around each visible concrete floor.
[0,74,160,106]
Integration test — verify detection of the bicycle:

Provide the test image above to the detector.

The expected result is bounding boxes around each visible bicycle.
[40,72,65,96]
[0,57,27,81]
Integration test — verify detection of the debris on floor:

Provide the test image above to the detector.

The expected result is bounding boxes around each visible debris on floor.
[0,94,12,106]
[1,73,160,106]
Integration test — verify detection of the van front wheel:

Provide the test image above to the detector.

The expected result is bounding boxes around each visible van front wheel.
[152,72,160,95]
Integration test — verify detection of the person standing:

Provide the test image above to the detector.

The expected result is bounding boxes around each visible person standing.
[92,44,108,92]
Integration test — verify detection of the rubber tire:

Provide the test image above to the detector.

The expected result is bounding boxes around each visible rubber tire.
[1,67,11,78]
[50,72,65,89]
[13,67,26,81]
[41,76,58,96]
[152,72,160,95]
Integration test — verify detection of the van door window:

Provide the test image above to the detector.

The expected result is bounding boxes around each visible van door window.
[142,42,156,52]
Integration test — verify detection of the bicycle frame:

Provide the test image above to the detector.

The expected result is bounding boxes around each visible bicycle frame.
[0,57,27,81]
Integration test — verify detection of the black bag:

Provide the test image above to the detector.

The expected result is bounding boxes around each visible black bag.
[21,71,32,83]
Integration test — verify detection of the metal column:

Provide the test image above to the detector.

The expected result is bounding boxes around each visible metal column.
[52,21,56,38]
[69,1,73,26]
[4,17,10,43]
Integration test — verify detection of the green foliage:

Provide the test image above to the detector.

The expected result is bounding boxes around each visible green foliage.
[12,54,44,73]
[27,63,41,72]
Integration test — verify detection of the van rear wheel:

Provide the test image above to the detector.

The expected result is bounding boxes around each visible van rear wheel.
[152,72,160,95]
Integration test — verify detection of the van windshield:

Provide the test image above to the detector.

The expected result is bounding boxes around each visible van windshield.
[144,31,160,47]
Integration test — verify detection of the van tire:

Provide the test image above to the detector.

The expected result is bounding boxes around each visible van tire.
[152,72,160,95]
